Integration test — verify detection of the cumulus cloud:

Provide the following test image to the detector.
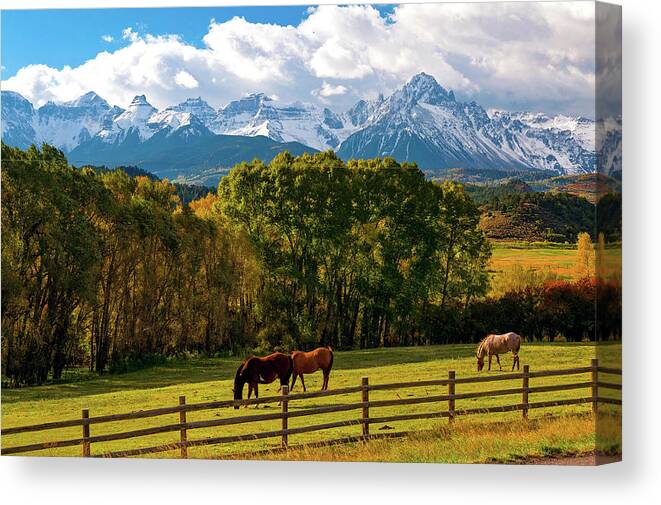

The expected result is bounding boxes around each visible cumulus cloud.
[2,3,597,116]
[122,27,139,43]
[101,34,114,43]
[175,70,199,89]
[316,82,348,97]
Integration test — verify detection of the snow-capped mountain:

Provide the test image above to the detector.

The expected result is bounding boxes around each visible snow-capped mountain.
[96,94,157,143]
[1,91,36,149]
[205,93,358,151]
[497,111,596,152]
[1,74,621,176]
[168,97,217,126]
[337,73,601,175]
[1,90,124,152]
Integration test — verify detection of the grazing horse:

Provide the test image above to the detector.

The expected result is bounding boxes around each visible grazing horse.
[290,346,334,392]
[233,352,293,409]
[476,332,522,372]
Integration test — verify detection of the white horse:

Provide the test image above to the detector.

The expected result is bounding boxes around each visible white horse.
[476,332,522,371]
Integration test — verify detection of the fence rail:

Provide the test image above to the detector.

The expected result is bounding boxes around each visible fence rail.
[1,359,622,458]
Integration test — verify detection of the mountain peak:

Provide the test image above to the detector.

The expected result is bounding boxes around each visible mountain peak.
[168,97,217,126]
[407,72,437,86]
[125,95,157,118]
[175,96,211,107]
[1,89,29,101]
[130,94,151,106]
[65,91,109,109]
[401,72,453,104]
[170,97,214,112]
[222,92,273,116]
[245,92,271,101]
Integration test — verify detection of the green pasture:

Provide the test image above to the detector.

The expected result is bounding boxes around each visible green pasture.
[1,342,621,461]
[489,241,622,289]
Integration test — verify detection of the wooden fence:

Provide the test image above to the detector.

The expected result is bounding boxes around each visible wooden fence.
[1,358,621,458]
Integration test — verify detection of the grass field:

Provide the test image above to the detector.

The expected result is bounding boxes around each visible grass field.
[489,241,622,292]
[1,342,621,462]
[244,413,622,464]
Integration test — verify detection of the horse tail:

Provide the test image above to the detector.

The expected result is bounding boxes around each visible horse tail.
[328,346,334,372]
[327,344,334,353]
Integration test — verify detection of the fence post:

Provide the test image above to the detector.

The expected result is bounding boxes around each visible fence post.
[82,409,90,457]
[591,358,599,415]
[281,385,289,449]
[179,396,188,459]
[522,364,529,420]
[448,371,455,424]
[361,377,369,439]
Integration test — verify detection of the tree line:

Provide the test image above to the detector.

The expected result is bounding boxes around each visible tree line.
[1,144,619,386]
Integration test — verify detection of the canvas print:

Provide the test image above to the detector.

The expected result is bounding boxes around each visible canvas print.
[0,1,621,465]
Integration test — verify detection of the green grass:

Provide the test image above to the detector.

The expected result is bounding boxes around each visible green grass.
[241,412,622,464]
[1,342,621,461]
[489,241,622,290]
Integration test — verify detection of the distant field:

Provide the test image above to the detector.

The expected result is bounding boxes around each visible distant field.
[488,241,622,292]
[1,342,621,461]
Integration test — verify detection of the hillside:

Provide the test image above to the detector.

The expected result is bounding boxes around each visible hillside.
[465,173,621,242]
[68,133,317,180]
[477,189,592,242]
[530,173,622,204]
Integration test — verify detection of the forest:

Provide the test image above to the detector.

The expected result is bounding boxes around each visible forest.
[1,144,620,385]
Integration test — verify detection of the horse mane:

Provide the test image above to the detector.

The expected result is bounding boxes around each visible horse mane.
[476,335,491,358]
[240,355,255,375]
[235,361,246,383]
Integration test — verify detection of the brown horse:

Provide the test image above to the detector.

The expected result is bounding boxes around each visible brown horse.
[233,352,293,409]
[476,332,522,372]
[290,346,334,392]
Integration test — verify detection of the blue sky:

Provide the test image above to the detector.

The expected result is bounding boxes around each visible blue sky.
[1,7,311,77]
[1,6,395,78]
[1,3,596,117]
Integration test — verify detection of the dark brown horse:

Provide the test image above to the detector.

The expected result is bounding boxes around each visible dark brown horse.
[290,346,334,391]
[233,352,293,409]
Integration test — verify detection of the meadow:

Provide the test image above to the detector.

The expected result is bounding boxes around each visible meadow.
[1,342,621,462]
[488,241,622,293]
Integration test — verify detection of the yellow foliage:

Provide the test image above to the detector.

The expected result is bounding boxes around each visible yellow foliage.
[574,232,595,279]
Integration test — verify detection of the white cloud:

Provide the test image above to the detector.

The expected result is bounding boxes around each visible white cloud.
[101,34,114,43]
[2,3,597,117]
[316,82,348,97]
[174,70,199,89]
[122,27,139,43]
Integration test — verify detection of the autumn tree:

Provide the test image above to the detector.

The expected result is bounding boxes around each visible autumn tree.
[575,231,595,279]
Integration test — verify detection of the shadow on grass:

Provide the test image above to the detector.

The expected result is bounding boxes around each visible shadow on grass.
[1,342,610,405]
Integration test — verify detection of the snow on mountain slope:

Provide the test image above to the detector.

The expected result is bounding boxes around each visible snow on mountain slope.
[494,111,596,153]
[1,90,36,149]
[1,90,123,152]
[34,92,124,151]
[97,94,158,143]
[208,93,357,151]
[168,97,217,126]
[338,73,598,174]
[2,76,620,176]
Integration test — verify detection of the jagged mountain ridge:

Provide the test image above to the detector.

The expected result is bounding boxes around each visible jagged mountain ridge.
[337,73,602,174]
[1,73,620,176]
